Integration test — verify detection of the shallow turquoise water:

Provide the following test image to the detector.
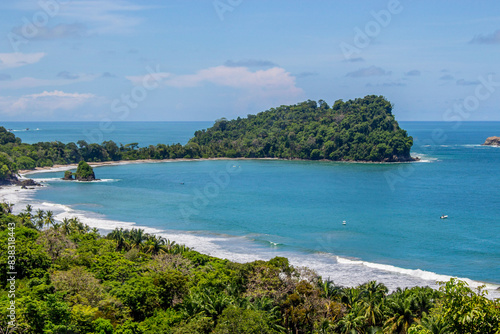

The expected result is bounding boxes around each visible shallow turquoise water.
[15,121,500,293]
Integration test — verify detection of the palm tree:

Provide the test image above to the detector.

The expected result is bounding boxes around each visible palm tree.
[336,303,366,334]
[411,287,436,318]
[68,217,89,234]
[34,209,45,230]
[341,287,362,310]
[23,204,33,217]
[44,210,55,228]
[320,279,343,300]
[61,218,72,235]
[384,288,418,334]
[129,228,146,250]
[163,239,176,252]
[108,228,129,251]
[418,314,451,334]
[143,235,165,255]
[0,202,14,214]
[359,281,388,327]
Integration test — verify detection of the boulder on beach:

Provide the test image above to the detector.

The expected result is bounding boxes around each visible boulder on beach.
[482,136,500,146]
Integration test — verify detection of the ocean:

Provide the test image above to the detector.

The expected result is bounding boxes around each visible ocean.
[2,121,500,297]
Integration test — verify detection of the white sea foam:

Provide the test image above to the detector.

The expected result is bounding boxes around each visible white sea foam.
[10,128,40,132]
[2,181,499,300]
[33,177,119,183]
[412,153,439,163]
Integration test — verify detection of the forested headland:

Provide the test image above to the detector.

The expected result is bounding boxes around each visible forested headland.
[1,205,499,333]
[190,95,414,162]
[0,95,415,183]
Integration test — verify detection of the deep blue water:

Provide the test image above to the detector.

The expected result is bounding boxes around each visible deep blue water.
[9,121,500,294]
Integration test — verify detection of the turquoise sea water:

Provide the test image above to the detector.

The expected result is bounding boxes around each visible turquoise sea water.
[2,121,213,146]
[6,121,500,295]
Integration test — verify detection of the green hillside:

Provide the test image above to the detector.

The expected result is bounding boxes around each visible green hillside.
[190,95,414,162]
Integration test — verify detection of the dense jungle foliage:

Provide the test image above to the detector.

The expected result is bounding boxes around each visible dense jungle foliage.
[1,204,499,334]
[189,95,414,162]
[0,95,414,181]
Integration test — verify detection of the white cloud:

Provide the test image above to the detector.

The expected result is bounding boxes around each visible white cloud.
[0,74,98,90]
[0,52,45,70]
[59,0,149,35]
[126,65,304,114]
[0,90,98,115]
[127,65,303,97]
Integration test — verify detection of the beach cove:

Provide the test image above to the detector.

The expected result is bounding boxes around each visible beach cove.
[2,122,499,299]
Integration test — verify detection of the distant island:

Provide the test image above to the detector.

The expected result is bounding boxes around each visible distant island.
[190,95,415,162]
[0,95,415,185]
[483,136,500,146]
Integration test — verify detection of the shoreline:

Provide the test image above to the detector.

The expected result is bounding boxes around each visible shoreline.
[18,156,419,176]
[1,181,499,299]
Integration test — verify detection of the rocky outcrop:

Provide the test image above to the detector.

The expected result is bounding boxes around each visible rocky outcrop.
[63,170,74,180]
[74,161,98,181]
[482,136,500,146]
[76,173,97,181]
[0,176,41,188]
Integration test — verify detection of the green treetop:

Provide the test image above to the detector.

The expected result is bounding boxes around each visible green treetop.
[75,161,96,181]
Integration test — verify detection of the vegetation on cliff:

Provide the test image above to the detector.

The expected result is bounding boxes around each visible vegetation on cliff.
[75,161,96,181]
[190,95,414,162]
[1,204,499,333]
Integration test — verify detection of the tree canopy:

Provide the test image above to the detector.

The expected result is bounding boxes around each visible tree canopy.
[190,95,414,162]
[75,161,95,181]
[1,204,499,333]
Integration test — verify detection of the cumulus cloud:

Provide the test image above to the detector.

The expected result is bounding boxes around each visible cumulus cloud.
[126,65,304,110]
[0,90,98,115]
[470,29,500,44]
[346,66,391,78]
[11,23,87,41]
[127,65,302,95]
[405,70,421,76]
[456,79,481,86]
[0,52,45,70]
[224,59,278,68]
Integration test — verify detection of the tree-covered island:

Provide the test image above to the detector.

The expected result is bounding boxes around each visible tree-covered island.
[190,95,415,162]
[0,95,415,184]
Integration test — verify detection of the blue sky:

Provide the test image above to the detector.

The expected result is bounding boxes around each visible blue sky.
[0,0,499,121]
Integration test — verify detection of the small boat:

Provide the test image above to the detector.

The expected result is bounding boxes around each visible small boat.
[342,220,347,225]
[440,215,448,219]
[26,128,29,131]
